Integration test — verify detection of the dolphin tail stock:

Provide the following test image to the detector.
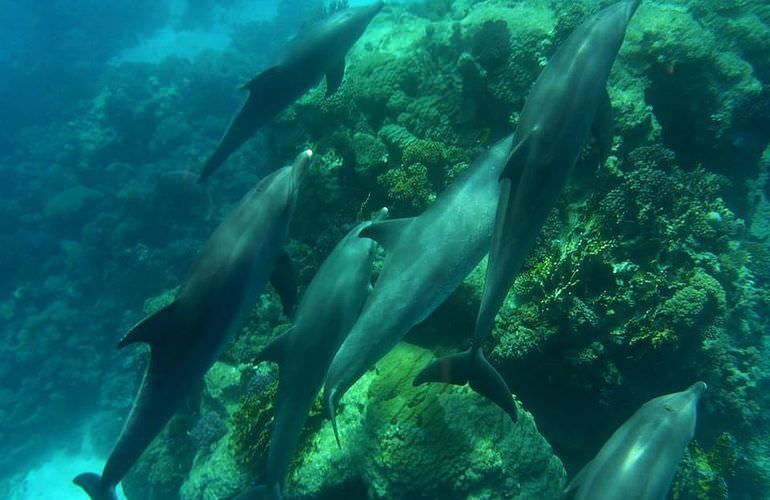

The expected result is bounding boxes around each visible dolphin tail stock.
[198,141,234,184]
[413,348,518,423]
[73,472,118,500]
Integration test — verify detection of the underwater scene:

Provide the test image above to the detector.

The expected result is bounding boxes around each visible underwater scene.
[1,0,769,498]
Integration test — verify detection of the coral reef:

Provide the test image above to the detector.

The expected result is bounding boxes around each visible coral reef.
[2,0,770,497]
[175,343,566,499]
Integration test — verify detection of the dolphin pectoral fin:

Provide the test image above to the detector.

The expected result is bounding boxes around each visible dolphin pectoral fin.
[358,217,414,251]
[240,66,285,93]
[73,472,118,500]
[500,134,530,183]
[414,349,517,422]
[325,388,343,448]
[562,460,593,499]
[254,328,293,366]
[270,251,298,318]
[325,59,346,96]
[117,303,176,349]
[413,350,473,386]
[592,88,613,162]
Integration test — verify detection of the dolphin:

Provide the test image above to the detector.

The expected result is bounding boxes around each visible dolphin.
[73,150,312,500]
[234,208,386,500]
[414,0,640,415]
[564,382,707,500]
[198,1,384,182]
[323,134,518,442]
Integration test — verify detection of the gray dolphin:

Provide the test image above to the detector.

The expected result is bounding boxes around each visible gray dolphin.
[564,382,707,500]
[73,150,312,500]
[198,1,384,182]
[323,135,518,442]
[235,208,386,500]
[414,0,640,416]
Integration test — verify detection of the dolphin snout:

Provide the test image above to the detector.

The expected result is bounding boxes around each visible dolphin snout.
[689,381,708,398]
[291,149,313,187]
[374,206,389,221]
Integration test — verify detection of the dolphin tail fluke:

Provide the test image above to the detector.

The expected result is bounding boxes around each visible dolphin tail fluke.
[414,349,518,422]
[73,472,118,500]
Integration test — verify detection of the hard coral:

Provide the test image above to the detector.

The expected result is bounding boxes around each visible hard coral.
[378,163,436,212]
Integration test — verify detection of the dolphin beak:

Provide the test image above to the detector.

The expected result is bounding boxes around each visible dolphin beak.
[291,149,313,188]
[689,381,708,399]
[373,206,389,221]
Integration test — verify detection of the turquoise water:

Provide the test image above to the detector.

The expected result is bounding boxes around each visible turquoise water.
[1,0,768,498]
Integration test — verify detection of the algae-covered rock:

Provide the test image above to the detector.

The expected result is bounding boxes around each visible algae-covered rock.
[204,362,242,410]
[359,343,567,500]
[44,185,104,231]
[122,415,196,500]
[176,343,565,500]
[180,427,250,500]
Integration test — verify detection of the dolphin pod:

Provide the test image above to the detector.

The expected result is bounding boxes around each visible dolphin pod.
[234,208,386,500]
[74,1,711,498]
[564,382,707,500]
[414,0,641,416]
[73,150,312,500]
[323,134,518,442]
[198,1,384,182]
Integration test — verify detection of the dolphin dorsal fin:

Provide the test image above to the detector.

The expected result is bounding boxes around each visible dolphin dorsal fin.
[118,303,176,349]
[254,328,293,366]
[240,66,285,93]
[358,217,413,252]
[326,59,346,97]
[500,134,530,183]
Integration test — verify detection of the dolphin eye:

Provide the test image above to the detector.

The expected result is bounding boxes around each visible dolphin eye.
[664,403,675,412]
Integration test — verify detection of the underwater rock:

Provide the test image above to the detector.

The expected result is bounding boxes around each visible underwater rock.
[622,1,762,173]
[358,343,566,499]
[204,362,242,409]
[44,185,104,232]
[180,428,250,500]
[173,343,565,499]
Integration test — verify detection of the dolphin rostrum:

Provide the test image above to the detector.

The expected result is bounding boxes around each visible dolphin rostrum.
[414,0,640,415]
[323,135,517,442]
[564,382,707,500]
[198,1,384,182]
[235,208,386,500]
[73,150,312,500]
